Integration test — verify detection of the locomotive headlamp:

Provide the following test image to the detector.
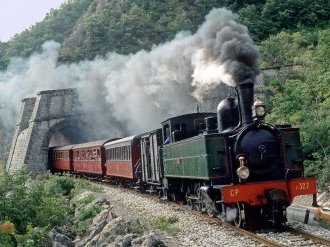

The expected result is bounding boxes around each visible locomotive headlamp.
[236,166,250,180]
[236,156,250,179]
[252,99,266,119]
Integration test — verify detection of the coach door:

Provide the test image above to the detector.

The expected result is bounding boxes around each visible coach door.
[140,129,163,184]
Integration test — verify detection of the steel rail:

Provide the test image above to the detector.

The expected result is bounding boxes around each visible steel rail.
[282,225,330,246]
[221,222,283,247]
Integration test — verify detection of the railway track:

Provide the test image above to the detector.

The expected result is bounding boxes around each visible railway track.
[203,212,330,247]
[280,225,330,246]
[137,190,330,246]
[94,181,330,247]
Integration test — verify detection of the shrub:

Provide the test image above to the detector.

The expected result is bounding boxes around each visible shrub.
[45,174,75,196]
[71,204,102,236]
[148,216,179,235]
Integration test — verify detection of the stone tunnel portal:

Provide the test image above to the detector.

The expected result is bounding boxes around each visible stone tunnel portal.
[7,88,91,173]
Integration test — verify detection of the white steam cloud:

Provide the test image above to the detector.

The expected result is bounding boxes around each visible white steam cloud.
[0,8,259,139]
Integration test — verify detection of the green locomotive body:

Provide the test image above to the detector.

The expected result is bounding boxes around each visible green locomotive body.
[163,134,228,180]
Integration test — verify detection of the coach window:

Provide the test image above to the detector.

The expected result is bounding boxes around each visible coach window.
[96,150,99,160]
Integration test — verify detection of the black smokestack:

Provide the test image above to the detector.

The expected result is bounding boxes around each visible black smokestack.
[236,81,254,125]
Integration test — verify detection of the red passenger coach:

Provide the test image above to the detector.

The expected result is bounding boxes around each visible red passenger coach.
[51,145,75,172]
[72,140,111,176]
[104,135,141,180]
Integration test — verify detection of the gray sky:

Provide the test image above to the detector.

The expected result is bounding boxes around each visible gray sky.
[0,0,67,42]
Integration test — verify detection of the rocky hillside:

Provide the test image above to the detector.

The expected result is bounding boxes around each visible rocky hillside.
[1,0,329,68]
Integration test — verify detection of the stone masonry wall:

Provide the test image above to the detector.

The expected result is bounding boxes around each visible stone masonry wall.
[6,88,85,173]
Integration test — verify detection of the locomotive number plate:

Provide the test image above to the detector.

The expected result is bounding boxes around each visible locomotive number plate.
[288,178,317,197]
[295,182,309,191]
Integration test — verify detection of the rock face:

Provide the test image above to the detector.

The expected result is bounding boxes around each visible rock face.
[74,211,167,247]
[49,193,167,247]
[48,226,74,247]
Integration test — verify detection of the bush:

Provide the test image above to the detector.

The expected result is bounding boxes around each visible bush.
[45,174,76,196]
[0,164,81,246]
[148,216,179,235]
[71,204,102,236]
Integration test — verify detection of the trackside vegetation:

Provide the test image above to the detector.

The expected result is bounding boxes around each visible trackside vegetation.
[0,163,181,246]
[262,29,330,190]
[0,163,102,246]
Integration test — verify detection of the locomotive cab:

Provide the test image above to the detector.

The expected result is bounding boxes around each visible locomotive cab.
[161,112,216,144]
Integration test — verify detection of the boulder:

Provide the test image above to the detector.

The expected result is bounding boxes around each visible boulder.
[48,226,74,247]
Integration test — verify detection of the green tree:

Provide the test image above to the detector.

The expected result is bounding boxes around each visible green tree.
[265,29,330,189]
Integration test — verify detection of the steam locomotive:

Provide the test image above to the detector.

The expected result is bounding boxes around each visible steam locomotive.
[50,81,317,227]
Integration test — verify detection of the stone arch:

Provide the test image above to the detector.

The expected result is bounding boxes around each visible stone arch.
[7,88,92,173]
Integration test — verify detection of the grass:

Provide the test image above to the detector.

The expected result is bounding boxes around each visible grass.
[148,216,179,235]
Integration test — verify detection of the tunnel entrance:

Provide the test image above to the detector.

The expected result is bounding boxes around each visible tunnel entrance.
[48,126,90,147]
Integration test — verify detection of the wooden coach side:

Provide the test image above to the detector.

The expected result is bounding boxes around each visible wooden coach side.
[50,145,75,172]
[72,139,112,175]
[104,135,142,180]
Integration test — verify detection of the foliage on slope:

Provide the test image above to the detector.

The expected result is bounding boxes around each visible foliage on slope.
[0,163,102,246]
[0,0,329,67]
[262,28,330,189]
[0,0,91,69]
